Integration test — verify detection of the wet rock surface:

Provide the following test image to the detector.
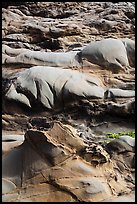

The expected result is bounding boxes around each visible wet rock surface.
[2,2,135,202]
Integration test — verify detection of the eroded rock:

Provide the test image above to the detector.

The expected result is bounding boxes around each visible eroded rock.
[2,2,135,202]
[3,66,104,111]
[2,45,81,68]
[2,122,134,202]
[77,38,129,72]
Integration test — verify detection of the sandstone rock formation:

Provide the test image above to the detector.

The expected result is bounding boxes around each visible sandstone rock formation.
[2,122,135,202]
[2,2,135,202]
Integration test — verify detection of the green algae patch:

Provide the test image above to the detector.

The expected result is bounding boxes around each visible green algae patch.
[106,131,135,139]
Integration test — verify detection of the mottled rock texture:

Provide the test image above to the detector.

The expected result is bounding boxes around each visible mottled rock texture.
[2,2,135,202]
[2,123,135,202]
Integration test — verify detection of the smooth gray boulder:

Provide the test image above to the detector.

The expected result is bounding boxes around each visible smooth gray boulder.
[105,138,133,154]
[2,134,24,142]
[120,38,135,67]
[2,45,81,68]
[105,88,135,98]
[77,38,129,71]
[3,66,135,112]
[5,84,31,107]
[6,66,104,110]
[119,135,135,147]
[2,178,16,194]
